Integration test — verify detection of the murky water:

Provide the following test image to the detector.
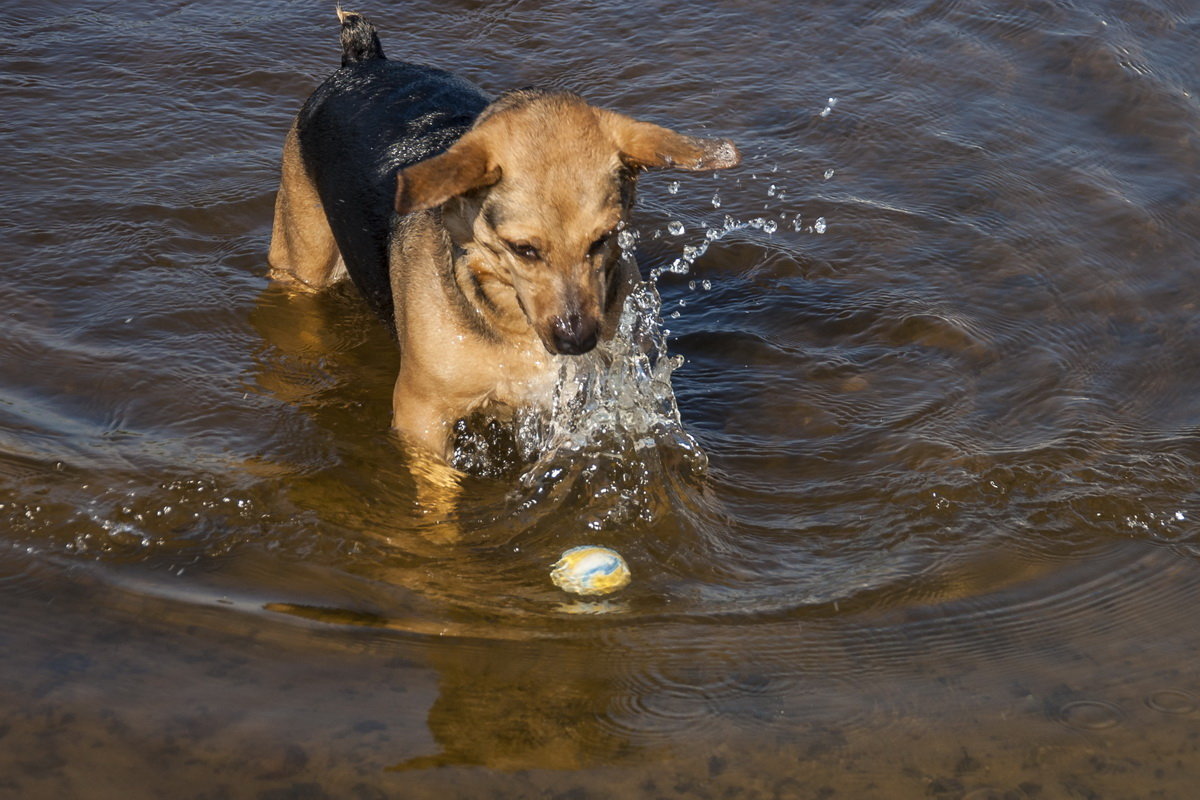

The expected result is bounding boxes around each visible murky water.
[2,0,1199,797]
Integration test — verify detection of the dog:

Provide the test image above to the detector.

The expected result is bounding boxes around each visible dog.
[269,10,740,469]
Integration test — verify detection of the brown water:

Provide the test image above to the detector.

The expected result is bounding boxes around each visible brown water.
[2,0,1199,797]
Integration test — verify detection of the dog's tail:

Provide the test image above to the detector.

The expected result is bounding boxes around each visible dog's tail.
[336,7,385,66]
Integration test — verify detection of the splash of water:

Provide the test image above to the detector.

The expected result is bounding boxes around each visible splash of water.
[449,190,823,525]
[443,237,712,528]
[514,266,707,492]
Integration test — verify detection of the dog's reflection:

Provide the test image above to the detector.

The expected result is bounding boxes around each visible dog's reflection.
[268,597,653,771]
[393,639,640,771]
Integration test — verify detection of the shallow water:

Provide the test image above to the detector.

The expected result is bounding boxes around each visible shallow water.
[2,0,1199,797]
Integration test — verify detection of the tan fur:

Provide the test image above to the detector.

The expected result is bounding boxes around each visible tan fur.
[271,91,739,471]
[268,121,347,289]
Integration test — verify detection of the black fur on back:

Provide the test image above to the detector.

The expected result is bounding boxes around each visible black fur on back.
[296,13,491,324]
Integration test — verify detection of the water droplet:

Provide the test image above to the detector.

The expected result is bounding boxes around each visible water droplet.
[711,192,721,208]
[667,181,680,195]
[814,217,827,234]
[667,220,685,236]
[617,229,638,250]
[792,216,803,231]
[824,168,835,180]
[688,280,696,290]
[819,97,838,118]
[763,219,778,234]
[748,217,766,230]
[701,279,712,291]
[767,184,777,197]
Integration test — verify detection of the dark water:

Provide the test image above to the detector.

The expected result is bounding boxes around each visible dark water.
[2,0,1199,797]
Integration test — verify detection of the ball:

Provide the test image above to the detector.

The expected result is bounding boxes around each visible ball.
[550,546,631,596]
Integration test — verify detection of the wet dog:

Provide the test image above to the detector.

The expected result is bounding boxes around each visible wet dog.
[269,10,740,466]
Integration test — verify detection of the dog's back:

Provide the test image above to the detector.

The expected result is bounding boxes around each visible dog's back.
[294,13,489,319]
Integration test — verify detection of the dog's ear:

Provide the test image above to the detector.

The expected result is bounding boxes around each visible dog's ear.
[600,110,741,172]
[395,136,501,215]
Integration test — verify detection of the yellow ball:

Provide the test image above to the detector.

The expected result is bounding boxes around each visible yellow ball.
[551,546,631,596]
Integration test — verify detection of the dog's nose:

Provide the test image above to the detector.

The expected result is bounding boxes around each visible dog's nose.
[550,314,599,355]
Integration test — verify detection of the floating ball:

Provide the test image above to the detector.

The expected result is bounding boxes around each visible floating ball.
[551,546,631,596]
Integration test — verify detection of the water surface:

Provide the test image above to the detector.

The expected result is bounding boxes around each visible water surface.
[1,0,1199,797]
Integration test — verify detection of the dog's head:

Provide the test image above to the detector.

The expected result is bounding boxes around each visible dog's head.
[394,91,740,356]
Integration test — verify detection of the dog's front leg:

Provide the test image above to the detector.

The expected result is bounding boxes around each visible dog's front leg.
[391,378,466,538]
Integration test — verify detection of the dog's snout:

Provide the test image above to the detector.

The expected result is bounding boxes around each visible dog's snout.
[550,314,599,355]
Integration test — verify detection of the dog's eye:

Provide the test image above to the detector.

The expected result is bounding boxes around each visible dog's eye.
[588,233,613,257]
[505,241,540,260]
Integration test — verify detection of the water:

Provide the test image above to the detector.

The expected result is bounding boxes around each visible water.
[1,0,1199,797]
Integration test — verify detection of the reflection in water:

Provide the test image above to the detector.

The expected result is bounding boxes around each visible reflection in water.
[390,642,634,772]
[7,539,1189,796]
